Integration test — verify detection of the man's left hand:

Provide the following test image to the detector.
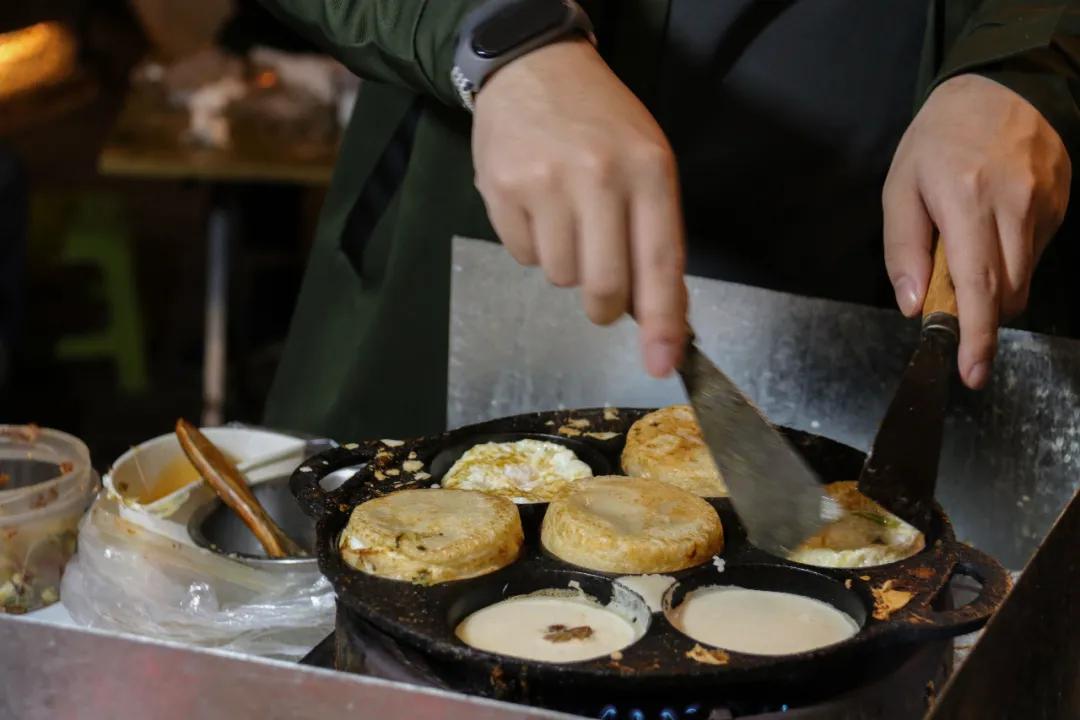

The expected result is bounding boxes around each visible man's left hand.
[883,73,1071,389]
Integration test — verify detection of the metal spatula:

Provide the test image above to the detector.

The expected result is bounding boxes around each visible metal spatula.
[678,334,837,556]
[858,239,958,528]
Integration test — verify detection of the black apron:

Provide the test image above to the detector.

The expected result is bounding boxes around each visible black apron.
[660,0,928,307]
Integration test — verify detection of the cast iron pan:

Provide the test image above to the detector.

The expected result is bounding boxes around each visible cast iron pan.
[291,408,1009,705]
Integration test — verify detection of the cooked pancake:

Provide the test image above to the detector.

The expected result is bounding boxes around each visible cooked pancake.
[621,405,727,497]
[441,438,592,502]
[542,476,724,574]
[789,482,925,568]
[339,489,523,584]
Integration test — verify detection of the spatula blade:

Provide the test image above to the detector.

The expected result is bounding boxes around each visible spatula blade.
[678,343,834,556]
[858,317,958,529]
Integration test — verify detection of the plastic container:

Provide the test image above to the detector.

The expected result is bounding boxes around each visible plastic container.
[100,426,306,546]
[61,426,333,659]
[0,425,98,614]
[103,426,306,517]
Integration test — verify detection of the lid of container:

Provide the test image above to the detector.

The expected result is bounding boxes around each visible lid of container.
[0,425,97,524]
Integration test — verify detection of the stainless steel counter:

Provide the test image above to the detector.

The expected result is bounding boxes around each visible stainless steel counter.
[449,238,1080,570]
[0,616,575,720]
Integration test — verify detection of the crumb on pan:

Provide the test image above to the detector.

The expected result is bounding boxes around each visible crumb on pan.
[603,408,620,421]
[381,439,405,447]
[402,460,424,473]
[686,644,729,665]
[585,431,620,441]
[871,579,914,620]
[558,426,583,437]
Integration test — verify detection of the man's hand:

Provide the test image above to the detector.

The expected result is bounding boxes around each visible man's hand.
[883,74,1071,389]
[472,37,687,377]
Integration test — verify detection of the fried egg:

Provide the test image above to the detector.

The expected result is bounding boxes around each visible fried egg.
[441,439,593,503]
[542,476,724,574]
[339,488,523,584]
[789,481,925,568]
[621,405,728,497]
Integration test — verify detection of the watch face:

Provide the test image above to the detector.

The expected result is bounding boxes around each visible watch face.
[472,1,567,58]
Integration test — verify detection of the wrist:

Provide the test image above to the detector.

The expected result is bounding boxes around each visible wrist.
[475,36,600,106]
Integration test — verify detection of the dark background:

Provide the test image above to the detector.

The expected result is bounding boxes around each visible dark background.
[0,0,320,463]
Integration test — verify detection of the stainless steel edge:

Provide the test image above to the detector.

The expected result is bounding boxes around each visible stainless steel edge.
[0,616,582,720]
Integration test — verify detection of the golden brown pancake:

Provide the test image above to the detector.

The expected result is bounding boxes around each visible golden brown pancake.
[621,405,727,497]
[541,476,723,574]
[339,488,523,584]
[789,481,925,568]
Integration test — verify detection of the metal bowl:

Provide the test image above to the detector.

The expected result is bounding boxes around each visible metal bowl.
[188,475,318,569]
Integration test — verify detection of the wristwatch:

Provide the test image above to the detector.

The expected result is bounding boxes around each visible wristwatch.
[452,0,596,112]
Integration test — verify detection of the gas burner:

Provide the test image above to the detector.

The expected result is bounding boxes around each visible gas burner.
[301,602,953,720]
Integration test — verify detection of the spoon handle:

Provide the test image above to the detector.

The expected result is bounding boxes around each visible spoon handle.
[176,419,305,558]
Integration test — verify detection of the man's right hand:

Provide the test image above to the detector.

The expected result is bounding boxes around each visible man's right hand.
[472,37,688,378]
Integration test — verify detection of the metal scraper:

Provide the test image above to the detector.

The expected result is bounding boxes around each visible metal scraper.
[858,239,958,529]
[678,336,836,556]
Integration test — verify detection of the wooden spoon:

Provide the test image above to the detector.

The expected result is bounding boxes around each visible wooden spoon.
[175,418,306,558]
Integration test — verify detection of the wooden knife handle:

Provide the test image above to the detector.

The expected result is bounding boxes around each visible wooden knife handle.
[923,236,958,319]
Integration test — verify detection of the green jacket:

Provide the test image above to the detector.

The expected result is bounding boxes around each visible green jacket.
[259,0,1080,442]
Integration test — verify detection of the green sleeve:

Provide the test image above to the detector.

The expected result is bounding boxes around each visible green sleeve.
[257,0,485,107]
[931,1,1080,162]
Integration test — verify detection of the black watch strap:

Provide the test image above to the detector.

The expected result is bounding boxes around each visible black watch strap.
[452,0,595,112]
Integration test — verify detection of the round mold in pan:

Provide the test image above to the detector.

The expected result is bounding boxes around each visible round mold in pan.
[428,431,613,533]
[292,407,1011,704]
[446,566,653,663]
[536,489,727,579]
[771,497,949,572]
[660,563,868,656]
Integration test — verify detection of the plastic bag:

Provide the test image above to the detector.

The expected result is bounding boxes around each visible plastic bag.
[61,496,334,660]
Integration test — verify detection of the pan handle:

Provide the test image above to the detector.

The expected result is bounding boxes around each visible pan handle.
[901,543,1012,636]
[289,441,387,518]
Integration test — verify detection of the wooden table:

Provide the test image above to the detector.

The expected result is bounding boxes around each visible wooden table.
[99,85,339,424]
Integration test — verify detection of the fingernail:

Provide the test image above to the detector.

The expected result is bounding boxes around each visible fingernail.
[645,340,679,378]
[894,276,919,317]
[967,362,990,389]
